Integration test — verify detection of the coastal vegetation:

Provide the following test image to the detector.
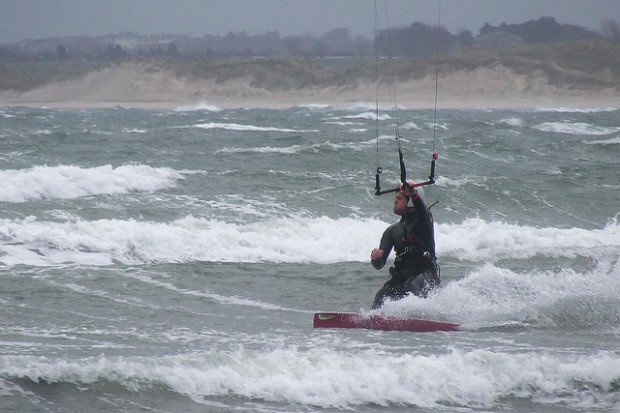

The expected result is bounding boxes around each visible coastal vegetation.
[1,40,618,94]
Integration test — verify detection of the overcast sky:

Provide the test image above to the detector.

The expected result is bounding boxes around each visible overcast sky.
[1,0,618,43]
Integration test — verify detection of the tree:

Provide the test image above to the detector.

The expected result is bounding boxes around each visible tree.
[321,28,354,56]
[103,44,126,61]
[601,19,620,40]
[167,43,179,56]
[476,16,600,43]
[457,30,474,48]
[56,43,68,60]
[479,23,495,36]
[377,22,456,58]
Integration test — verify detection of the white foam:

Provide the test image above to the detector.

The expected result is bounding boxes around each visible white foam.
[295,103,332,110]
[121,127,147,133]
[498,117,524,127]
[425,121,449,130]
[378,260,620,328]
[0,164,183,203]
[436,218,620,261]
[0,216,617,267]
[584,136,620,145]
[174,101,222,112]
[343,112,391,121]
[400,121,421,130]
[536,107,618,113]
[345,101,375,111]
[0,215,385,267]
[1,349,618,409]
[215,143,315,155]
[193,122,318,133]
[323,121,364,126]
[533,122,620,136]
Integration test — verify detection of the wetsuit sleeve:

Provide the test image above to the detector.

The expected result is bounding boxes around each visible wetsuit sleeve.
[408,193,436,261]
[411,192,432,226]
[371,226,394,270]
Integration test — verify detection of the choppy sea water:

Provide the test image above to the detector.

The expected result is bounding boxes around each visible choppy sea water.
[0,103,618,412]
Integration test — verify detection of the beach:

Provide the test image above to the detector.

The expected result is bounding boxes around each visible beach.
[1,41,619,110]
[0,61,617,111]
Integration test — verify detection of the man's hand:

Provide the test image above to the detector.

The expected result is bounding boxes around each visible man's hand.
[399,179,418,199]
[371,248,384,261]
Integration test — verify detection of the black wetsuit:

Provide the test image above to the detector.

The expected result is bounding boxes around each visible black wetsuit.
[370,195,439,309]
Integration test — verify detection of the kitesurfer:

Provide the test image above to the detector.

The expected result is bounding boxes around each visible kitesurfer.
[370,180,439,309]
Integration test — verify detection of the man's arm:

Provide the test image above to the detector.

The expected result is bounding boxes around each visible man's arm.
[402,181,433,226]
[371,228,393,270]
[411,192,433,225]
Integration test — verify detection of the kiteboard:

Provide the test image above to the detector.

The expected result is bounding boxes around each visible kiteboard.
[313,312,459,332]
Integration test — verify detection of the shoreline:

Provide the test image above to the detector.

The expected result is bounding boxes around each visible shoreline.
[2,96,618,112]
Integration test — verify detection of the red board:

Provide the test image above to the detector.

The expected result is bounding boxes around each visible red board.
[313,312,459,332]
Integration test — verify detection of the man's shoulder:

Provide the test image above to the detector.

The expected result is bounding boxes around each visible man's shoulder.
[386,220,403,233]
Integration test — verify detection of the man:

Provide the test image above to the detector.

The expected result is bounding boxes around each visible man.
[370,180,439,309]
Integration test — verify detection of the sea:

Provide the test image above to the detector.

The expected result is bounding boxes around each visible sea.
[0,102,618,412]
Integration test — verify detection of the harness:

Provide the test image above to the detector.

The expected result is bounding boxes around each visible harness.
[392,210,440,281]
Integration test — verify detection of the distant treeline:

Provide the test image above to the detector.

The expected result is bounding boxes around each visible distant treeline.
[1,16,619,62]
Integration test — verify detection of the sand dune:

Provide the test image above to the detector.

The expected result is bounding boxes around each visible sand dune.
[1,41,618,110]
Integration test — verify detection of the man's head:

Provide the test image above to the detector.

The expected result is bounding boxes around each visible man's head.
[393,180,418,216]
[393,190,409,215]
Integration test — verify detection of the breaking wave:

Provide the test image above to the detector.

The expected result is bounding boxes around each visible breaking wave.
[0,164,182,203]
[0,215,616,267]
[1,348,618,410]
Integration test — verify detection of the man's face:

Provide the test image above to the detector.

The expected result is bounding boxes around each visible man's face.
[393,192,408,215]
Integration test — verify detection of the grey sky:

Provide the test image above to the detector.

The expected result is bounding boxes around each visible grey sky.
[1,0,618,43]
